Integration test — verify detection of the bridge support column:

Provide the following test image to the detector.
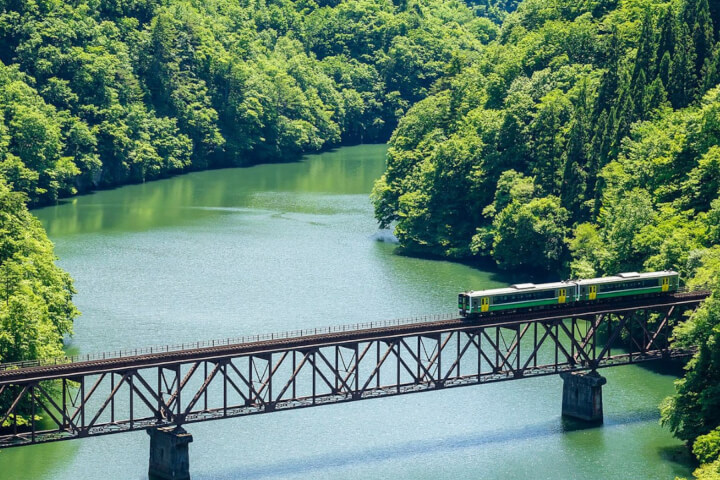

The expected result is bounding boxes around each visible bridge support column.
[148,426,193,480]
[560,371,607,423]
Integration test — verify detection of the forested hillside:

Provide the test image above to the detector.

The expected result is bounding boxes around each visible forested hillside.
[1,0,720,473]
[0,0,496,206]
[372,0,720,476]
[0,0,498,418]
[373,0,719,274]
[0,179,77,363]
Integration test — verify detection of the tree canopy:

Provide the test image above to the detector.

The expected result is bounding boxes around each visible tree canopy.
[370,0,720,476]
[0,0,498,206]
[0,0,719,472]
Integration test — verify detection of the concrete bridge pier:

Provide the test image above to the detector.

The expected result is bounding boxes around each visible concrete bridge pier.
[560,371,607,423]
[148,426,193,480]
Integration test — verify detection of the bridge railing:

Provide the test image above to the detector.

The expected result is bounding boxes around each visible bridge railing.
[0,287,708,372]
[0,312,457,371]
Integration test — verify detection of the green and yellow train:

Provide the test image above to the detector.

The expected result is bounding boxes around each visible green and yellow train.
[458,271,679,317]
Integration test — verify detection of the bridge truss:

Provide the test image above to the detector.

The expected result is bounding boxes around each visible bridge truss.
[0,292,708,448]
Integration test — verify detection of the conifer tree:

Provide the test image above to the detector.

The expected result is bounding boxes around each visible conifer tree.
[644,77,669,113]
[561,84,590,222]
[657,6,675,65]
[700,45,720,95]
[670,23,698,107]
[658,50,672,87]
[684,0,714,78]
[595,27,622,116]
[633,11,657,86]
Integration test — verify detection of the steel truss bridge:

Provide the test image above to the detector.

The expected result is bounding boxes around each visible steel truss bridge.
[0,291,709,448]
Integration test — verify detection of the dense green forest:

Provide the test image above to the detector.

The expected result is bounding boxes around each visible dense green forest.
[371,0,720,476]
[0,0,719,475]
[0,0,497,422]
[0,0,497,206]
[0,178,77,379]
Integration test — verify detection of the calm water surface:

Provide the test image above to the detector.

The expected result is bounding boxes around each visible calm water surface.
[2,144,692,479]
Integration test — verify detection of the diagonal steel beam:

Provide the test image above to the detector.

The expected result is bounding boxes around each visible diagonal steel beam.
[557,321,593,365]
[359,342,396,393]
[274,351,312,402]
[133,370,173,421]
[35,383,73,431]
[68,373,107,425]
[254,352,288,400]
[495,324,531,372]
[87,373,130,429]
[442,332,480,382]
[315,349,354,394]
[595,314,631,361]
[417,334,453,382]
[183,363,222,416]
[341,342,372,387]
[539,322,576,365]
[646,306,675,352]
[0,385,28,428]
[399,338,437,383]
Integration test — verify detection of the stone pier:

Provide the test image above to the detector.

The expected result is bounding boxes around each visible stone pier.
[560,371,607,423]
[148,426,193,480]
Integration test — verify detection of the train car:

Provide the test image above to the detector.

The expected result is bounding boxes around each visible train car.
[458,281,577,316]
[575,271,679,301]
[458,271,679,318]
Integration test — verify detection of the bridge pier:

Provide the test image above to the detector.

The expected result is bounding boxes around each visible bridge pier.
[560,371,606,423]
[148,426,193,480]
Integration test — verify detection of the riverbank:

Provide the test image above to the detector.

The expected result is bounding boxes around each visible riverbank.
[0,144,694,480]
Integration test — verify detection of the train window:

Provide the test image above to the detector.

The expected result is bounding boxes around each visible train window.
[504,295,512,303]
[602,279,660,292]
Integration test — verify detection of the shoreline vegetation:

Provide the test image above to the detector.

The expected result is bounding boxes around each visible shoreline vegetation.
[0,0,719,477]
[370,0,720,476]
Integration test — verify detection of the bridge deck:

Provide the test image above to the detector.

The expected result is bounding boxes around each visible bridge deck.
[0,291,708,385]
[0,290,710,448]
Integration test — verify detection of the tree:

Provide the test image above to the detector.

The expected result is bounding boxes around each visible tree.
[491,195,569,271]
[682,146,720,211]
[661,250,720,450]
[632,11,657,88]
[0,179,77,363]
[560,88,590,221]
[670,23,698,108]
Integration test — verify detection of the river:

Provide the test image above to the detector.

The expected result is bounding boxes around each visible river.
[1,144,693,479]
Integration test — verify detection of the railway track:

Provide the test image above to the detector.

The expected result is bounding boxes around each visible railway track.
[0,291,708,384]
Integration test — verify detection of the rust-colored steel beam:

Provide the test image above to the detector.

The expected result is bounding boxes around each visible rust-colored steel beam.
[0,292,708,448]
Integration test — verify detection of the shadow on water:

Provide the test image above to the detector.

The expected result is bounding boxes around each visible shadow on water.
[559,407,662,432]
[658,444,695,467]
[199,408,669,480]
[560,417,603,432]
[32,148,320,211]
[637,358,688,377]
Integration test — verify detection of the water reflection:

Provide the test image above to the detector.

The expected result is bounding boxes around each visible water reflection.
[37,146,389,236]
[5,144,692,480]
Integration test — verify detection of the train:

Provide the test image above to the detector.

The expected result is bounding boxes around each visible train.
[458,271,679,317]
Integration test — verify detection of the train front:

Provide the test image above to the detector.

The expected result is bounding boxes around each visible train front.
[458,293,470,316]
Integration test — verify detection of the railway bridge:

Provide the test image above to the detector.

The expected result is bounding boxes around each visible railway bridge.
[0,290,710,479]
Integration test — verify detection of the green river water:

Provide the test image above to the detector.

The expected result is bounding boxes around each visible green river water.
[1,144,694,479]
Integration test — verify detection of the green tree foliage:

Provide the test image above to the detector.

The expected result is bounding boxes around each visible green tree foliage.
[660,251,720,478]
[694,428,720,465]
[0,178,78,423]
[466,0,521,24]
[374,0,720,274]
[369,2,720,468]
[0,0,505,424]
[0,180,77,363]
[491,195,568,270]
[0,0,498,205]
